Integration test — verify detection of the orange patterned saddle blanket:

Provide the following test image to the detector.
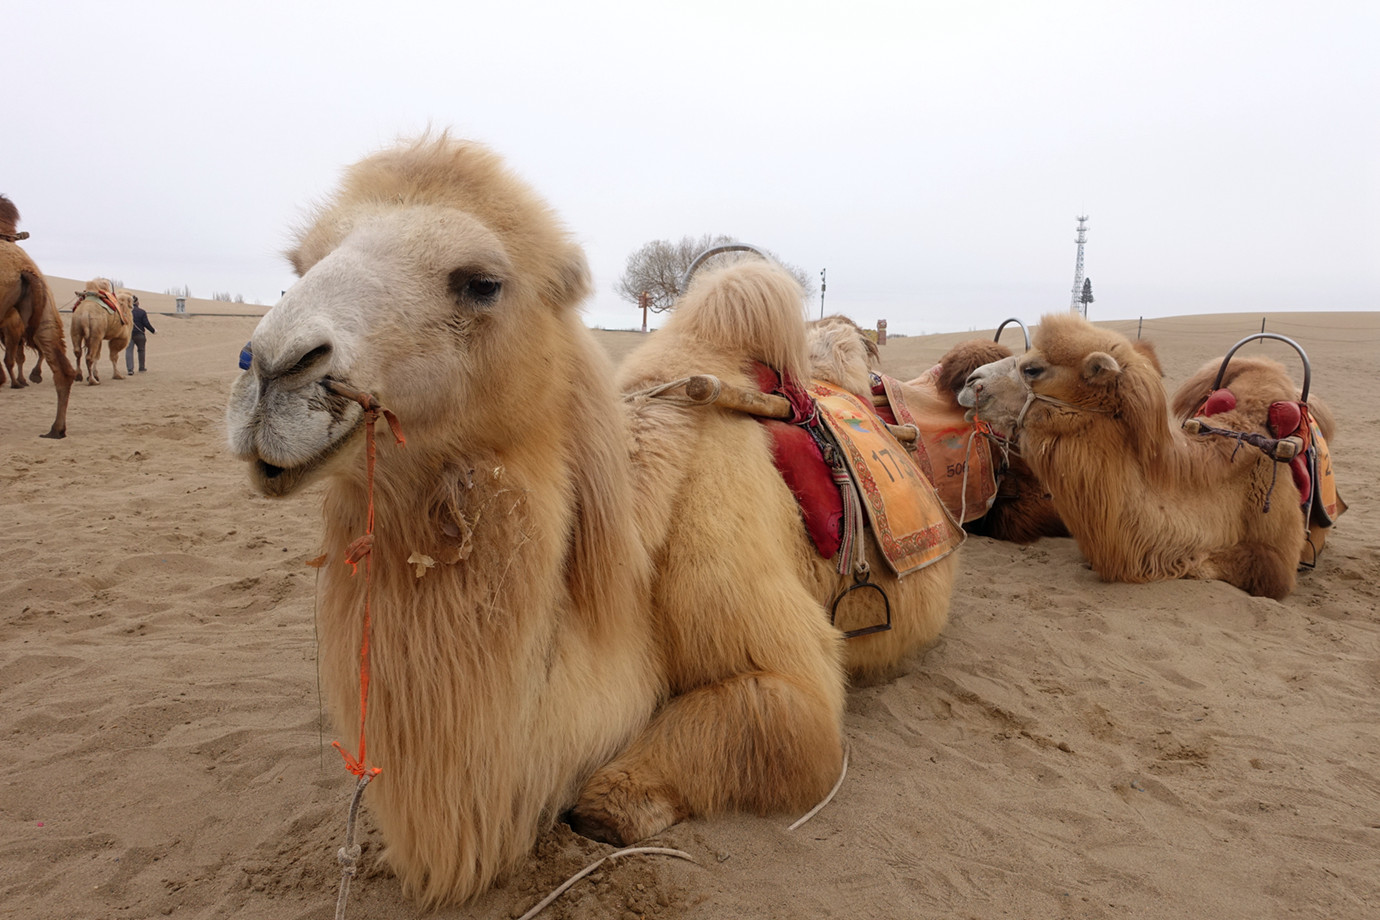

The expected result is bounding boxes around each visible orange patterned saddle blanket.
[806,380,963,577]
[872,369,999,524]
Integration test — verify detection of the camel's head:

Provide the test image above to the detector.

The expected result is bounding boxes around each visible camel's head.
[956,354,1024,436]
[934,339,1012,400]
[806,314,879,397]
[958,315,1164,438]
[0,194,18,238]
[1001,313,1164,436]
[226,135,591,498]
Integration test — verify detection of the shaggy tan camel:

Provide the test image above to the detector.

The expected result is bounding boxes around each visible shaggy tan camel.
[579,264,959,842]
[959,312,1335,598]
[226,136,958,907]
[70,279,131,384]
[807,315,1067,543]
[0,195,76,437]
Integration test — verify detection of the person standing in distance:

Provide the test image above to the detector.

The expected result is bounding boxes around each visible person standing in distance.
[125,295,156,373]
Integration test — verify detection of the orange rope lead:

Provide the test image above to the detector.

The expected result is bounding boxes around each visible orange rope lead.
[329,399,405,779]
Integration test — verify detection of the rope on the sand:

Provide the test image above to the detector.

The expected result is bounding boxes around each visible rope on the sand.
[514,846,697,920]
[788,743,850,831]
[334,770,378,920]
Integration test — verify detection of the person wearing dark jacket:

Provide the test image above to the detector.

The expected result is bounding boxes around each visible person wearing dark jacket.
[124,296,156,373]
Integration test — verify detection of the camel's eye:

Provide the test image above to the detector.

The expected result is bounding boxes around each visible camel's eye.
[1022,362,1045,381]
[468,278,501,300]
[448,269,503,307]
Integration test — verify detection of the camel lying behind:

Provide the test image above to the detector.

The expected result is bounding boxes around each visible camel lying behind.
[807,315,1066,543]
[0,195,76,437]
[226,136,955,907]
[1171,355,1337,442]
[959,312,1334,598]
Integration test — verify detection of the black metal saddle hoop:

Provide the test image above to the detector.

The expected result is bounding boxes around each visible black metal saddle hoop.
[1212,333,1311,403]
[678,242,772,295]
[830,577,892,640]
[993,317,1031,352]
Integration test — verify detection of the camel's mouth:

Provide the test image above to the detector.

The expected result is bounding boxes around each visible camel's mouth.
[247,416,365,498]
[957,382,986,411]
[251,458,312,498]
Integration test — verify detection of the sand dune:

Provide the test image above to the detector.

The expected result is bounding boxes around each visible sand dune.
[2,284,1377,919]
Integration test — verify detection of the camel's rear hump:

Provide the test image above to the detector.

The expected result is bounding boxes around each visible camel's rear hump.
[663,260,809,383]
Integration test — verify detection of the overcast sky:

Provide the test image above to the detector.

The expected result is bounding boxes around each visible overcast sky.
[7,1,1377,334]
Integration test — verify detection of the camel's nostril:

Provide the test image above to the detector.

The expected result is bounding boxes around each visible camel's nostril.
[288,343,333,379]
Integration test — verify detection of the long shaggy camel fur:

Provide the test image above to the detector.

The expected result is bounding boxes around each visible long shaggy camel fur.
[963,312,1322,598]
[225,136,954,907]
[0,196,76,437]
[807,316,1066,543]
[70,278,131,384]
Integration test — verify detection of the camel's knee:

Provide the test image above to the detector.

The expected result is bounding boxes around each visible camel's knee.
[571,671,843,845]
[1247,549,1297,599]
[683,671,843,806]
[1217,542,1297,599]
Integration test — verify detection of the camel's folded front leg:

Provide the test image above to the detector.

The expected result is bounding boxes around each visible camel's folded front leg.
[569,670,845,846]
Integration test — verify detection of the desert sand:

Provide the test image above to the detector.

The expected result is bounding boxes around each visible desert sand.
[2,278,1377,919]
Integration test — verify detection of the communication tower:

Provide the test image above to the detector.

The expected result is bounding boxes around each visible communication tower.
[1069,215,1089,316]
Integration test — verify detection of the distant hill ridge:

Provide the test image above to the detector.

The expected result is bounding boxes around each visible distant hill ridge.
[44,276,273,317]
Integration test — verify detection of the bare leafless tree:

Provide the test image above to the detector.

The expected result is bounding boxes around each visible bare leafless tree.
[615,234,816,314]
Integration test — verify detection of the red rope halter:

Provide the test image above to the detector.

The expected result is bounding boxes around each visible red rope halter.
[323,385,405,778]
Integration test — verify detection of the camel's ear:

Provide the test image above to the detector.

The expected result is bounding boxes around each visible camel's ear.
[547,244,592,309]
[1082,351,1121,385]
[1131,339,1164,377]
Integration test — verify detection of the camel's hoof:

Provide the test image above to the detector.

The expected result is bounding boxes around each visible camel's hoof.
[568,770,684,847]
[40,430,66,439]
[113,373,124,380]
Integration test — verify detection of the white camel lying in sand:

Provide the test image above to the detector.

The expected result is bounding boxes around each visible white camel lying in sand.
[226,135,957,906]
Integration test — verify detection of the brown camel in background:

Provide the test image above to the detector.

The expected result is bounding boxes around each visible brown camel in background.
[959,313,1334,598]
[0,195,76,437]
